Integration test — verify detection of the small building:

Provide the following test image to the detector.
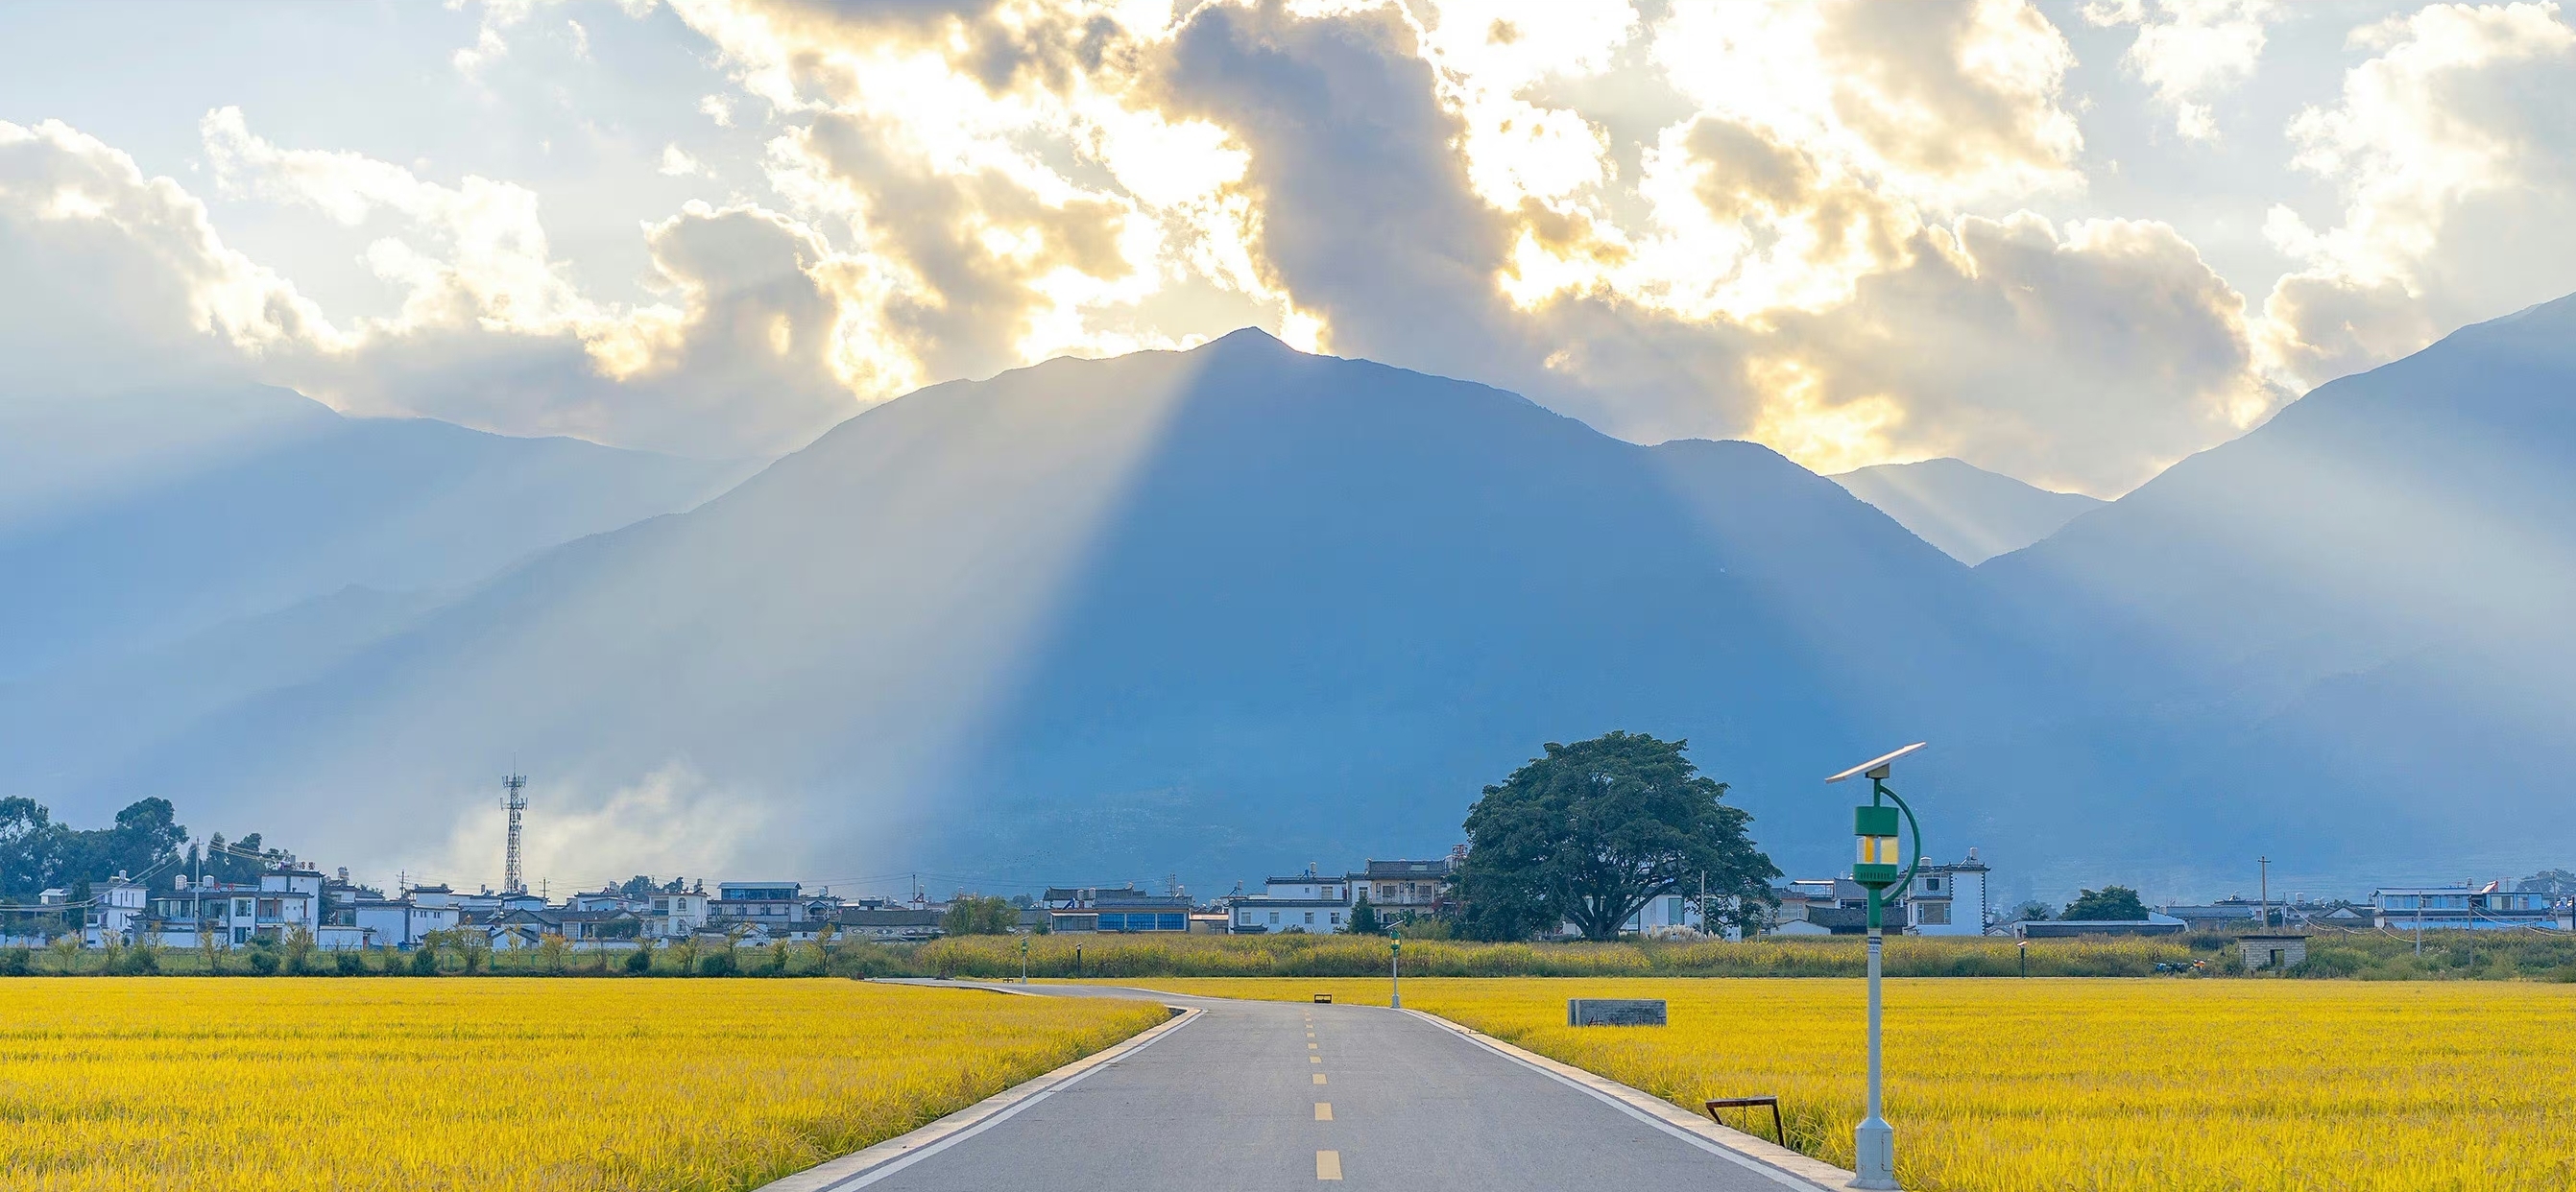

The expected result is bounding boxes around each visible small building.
[1264,865,1355,905]
[1054,894,1193,933]
[2371,883,2562,931]
[2240,933,2309,971]
[2161,898,2267,932]
[348,893,460,950]
[1354,852,1461,917]
[646,888,710,939]
[1904,849,1990,935]
[710,882,807,925]
[84,873,150,947]
[145,868,329,947]
[1227,897,1348,934]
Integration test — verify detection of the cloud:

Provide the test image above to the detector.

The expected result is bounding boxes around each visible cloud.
[12,0,2506,493]
[429,760,772,890]
[0,118,331,394]
[2084,0,2278,141]
[450,0,539,77]
[2259,1,2576,389]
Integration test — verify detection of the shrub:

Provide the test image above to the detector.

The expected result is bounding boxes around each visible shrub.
[0,946,31,976]
[409,947,439,976]
[623,947,653,976]
[247,951,279,975]
[697,948,735,977]
[335,951,366,975]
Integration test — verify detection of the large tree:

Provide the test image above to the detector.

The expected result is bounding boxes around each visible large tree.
[1457,731,1778,942]
[2063,886,2150,921]
[1,798,189,899]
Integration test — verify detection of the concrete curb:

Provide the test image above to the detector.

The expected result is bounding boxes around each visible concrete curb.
[753,987,1198,1192]
[1397,1008,1875,1192]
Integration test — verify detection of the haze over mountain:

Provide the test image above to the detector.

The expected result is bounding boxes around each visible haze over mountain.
[12,292,2576,899]
[0,386,746,681]
[1982,293,2576,883]
[13,330,2062,891]
[1831,459,2105,564]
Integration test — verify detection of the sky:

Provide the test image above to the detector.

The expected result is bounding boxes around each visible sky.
[2,0,2572,495]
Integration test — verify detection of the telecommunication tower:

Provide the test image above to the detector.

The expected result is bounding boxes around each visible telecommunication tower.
[501,773,529,894]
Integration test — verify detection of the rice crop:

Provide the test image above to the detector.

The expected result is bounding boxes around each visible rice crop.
[1101,976,2576,1191]
[0,977,1165,1192]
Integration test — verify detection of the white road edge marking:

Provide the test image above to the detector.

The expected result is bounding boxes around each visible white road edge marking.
[1397,1009,1860,1192]
[758,998,1202,1191]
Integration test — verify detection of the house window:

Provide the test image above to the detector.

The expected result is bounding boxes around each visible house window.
[1303,912,1314,925]
[1268,912,1280,924]
[1330,913,1341,925]
[1926,877,1941,892]
[1920,903,1951,925]
[1667,896,1685,922]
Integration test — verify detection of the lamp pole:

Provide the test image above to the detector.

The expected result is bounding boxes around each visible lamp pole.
[1830,743,1927,1192]
[1390,937,1402,1009]
[1021,935,1029,985]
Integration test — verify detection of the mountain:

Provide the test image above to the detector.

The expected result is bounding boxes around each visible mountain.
[0,386,749,681]
[1980,293,2576,881]
[35,330,2055,890]
[1831,458,2104,564]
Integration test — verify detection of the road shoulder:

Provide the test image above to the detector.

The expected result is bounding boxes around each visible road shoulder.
[754,988,1197,1192]
[1396,1008,1867,1191]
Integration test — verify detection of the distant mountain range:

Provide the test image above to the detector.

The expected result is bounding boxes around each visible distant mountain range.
[0,387,745,681]
[1832,459,2103,564]
[7,296,2573,899]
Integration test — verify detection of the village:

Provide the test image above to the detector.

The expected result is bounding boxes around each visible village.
[20,841,2568,956]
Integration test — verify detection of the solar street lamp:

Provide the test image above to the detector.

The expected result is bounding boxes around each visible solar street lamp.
[1827,741,1928,1192]
[1390,937,1402,1009]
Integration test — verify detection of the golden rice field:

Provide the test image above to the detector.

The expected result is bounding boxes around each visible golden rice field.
[0,978,1165,1192]
[1101,976,2576,1192]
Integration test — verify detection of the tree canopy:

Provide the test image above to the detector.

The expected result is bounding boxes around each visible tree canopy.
[942,894,1020,936]
[1,798,188,901]
[1457,731,1778,942]
[2063,886,2150,921]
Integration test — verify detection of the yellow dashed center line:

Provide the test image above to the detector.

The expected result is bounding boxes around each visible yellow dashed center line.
[1308,1042,1318,1050]
[1313,1072,1327,1085]
[1317,1151,1343,1180]
[1311,1055,1321,1063]
[1315,1102,1333,1120]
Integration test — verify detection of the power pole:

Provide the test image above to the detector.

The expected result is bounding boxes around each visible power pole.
[2257,856,2270,930]
[501,774,529,895]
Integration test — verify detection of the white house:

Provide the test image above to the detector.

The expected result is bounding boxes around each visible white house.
[1264,865,1356,904]
[146,867,329,947]
[1904,849,1990,936]
[1229,897,1352,933]
[710,882,807,925]
[2372,883,2563,930]
[1225,865,1360,933]
[646,888,710,939]
[349,893,460,949]
[83,873,150,946]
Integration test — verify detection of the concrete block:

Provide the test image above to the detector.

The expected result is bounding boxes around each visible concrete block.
[1568,998,1666,1027]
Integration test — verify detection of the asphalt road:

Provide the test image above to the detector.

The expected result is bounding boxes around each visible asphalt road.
[851,984,1826,1192]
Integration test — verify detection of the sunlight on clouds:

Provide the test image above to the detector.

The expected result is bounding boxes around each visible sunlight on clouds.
[2259,1,2576,390]
[22,0,2542,494]
[2084,0,2279,142]
[1744,355,1913,476]
[0,117,334,381]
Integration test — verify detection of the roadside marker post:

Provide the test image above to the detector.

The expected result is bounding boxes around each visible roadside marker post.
[1390,938,1402,1009]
